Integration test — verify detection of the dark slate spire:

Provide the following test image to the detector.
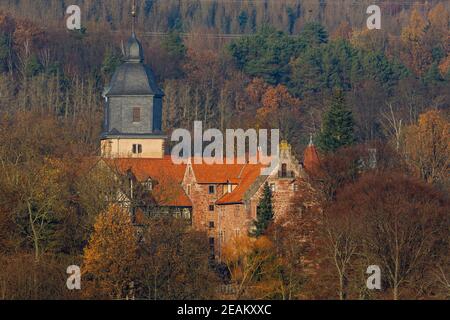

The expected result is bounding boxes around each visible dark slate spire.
[103,1,163,97]
[125,1,143,63]
[125,33,144,63]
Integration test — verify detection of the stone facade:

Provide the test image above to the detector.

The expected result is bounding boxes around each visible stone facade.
[106,96,160,135]
[180,143,305,261]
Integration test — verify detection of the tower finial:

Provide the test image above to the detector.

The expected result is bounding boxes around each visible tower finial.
[309,133,314,146]
[131,0,137,36]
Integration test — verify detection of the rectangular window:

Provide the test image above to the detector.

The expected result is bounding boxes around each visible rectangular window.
[132,107,141,123]
[209,237,215,256]
[281,163,287,177]
[209,204,215,212]
[209,185,215,194]
[209,221,215,229]
[132,144,143,154]
[186,184,191,196]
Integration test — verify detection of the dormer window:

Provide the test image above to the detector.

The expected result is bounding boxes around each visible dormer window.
[132,144,142,154]
[132,107,141,123]
[143,179,153,191]
[186,184,191,196]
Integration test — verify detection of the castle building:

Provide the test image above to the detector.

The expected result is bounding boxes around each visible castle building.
[99,28,319,260]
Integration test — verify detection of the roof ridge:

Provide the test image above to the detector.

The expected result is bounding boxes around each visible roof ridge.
[237,163,247,179]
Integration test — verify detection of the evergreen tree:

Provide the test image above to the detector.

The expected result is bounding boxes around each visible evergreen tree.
[161,30,187,79]
[24,54,42,77]
[318,90,355,152]
[229,26,303,84]
[162,30,187,60]
[251,182,274,237]
[299,22,328,47]
[238,11,248,32]
[101,50,122,79]
[424,62,445,85]
[0,33,9,72]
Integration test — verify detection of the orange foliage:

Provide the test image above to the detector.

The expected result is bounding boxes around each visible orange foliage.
[439,55,450,75]
[403,110,450,184]
[332,21,353,41]
[222,234,277,299]
[400,9,433,75]
[246,78,269,105]
[427,3,450,47]
[82,204,138,299]
[257,84,301,128]
[13,19,46,56]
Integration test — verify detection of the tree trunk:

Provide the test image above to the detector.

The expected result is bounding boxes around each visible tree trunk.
[27,201,40,262]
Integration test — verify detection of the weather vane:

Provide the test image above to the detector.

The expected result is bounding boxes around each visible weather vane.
[131,0,137,35]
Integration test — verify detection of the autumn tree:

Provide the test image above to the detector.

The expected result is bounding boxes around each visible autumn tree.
[402,110,449,186]
[337,172,450,300]
[257,83,302,140]
[269,184,321,300]
[82,204,138,299]
[400,9,433,76]
[426,3,449,61]
[321,204,362,300]
[137,216,217,300]
[332,21,353,41]
[222,234,276,299]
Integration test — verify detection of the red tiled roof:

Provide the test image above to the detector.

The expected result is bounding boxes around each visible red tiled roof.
[103,156,192,207]
[191,162,250,184]
[216,164,265,204]
[103,156,269,207]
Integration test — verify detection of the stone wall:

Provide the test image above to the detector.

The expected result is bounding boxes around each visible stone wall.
[107,96,155,134]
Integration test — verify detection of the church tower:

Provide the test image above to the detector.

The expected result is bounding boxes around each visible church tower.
[101,3,165,158]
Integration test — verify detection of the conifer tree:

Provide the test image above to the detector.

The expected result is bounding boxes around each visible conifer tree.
[318,90,355,152]
[251,182,274,237]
